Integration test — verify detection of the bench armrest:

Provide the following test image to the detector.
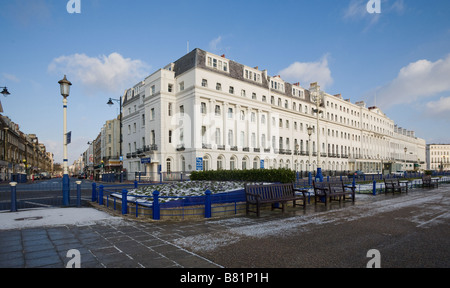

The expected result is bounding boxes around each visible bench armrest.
[293,188,309,197]
[343,185,356,192]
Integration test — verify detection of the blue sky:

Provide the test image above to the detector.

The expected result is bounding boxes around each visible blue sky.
[1,0,450,164]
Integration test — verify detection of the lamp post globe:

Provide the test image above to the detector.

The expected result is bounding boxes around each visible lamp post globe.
[59,75,72,206]
[1,87,10,96]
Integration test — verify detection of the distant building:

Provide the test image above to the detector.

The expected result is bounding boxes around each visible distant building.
[100,117,122,174]
[120,48,426,180]
[81,116,122,179]
[0,114,53,181]
[426,144,450,171]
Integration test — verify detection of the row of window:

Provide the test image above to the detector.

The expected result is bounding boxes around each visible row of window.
[186,155,349,172]
[207,55,229,72]
[430,157,449,163]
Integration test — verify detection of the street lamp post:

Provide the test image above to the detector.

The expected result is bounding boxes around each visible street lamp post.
[307,126,313,185]
[58,75,72,206]
[404,147,407,172]
[310,83,324,182]
[106,97,122,157]
[107,97,123,182]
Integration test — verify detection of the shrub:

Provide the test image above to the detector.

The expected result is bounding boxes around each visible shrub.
[189,168,296,183]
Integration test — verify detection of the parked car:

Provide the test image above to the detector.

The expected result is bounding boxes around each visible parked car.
[392,171,406,177]
[348,170,365,179]
[40,172,51,179]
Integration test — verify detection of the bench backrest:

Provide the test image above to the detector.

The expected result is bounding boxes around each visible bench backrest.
[313,181,327,190]
[271,183,295,200]
[245,184,272,202]
[328,182,344,193]
[245,183,295,201]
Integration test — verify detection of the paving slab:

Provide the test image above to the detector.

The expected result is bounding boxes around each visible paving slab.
[0,185,449,268]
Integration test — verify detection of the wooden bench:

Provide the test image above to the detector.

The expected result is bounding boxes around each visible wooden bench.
[312,181,356,205]
[245,183,308,217]
[422,175,439,188]
[384,179,408,194]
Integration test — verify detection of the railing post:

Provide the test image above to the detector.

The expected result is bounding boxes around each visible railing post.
[99,185,104,205]
[10,182,18,212]
[76,181,82,207]
[373,181,377,196]
[205,190,212,219]
[121,189,128,215]
[152,190,160,220]
[91,183,97,202]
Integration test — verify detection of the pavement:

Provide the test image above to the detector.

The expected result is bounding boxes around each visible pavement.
[1,184,449,269]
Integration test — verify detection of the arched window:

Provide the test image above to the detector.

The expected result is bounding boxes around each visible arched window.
[217,155,224,170]
[230,156,237,170]
[166,158,172,174]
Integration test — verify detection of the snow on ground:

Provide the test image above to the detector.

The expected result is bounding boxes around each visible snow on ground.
[175,189,450,253]
[0,207,123,230]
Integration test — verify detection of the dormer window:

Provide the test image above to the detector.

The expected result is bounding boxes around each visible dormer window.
[243,68,262,83]
[271,79,284,92]
[206,54,229,73]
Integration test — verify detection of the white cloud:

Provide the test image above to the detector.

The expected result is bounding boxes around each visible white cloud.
[209,36,223,52]
[374,54,450,109]
[425,97,450,119]
[48,53,149,95]
[278,54,333,90]
[343,0,369,20]
[2,73,20,83]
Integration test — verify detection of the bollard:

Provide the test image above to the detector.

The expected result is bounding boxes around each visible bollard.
[10,182,18,212]
[152,191,160,220]
[373,181,377,196]
[98,185,104,206]
[121,189,128,215]
[134,180,138,189]
[205,190,212,219]
[91,183,97,202]
[76,181,82,207]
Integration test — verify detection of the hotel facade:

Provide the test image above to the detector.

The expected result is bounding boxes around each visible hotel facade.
[426,144,450,171]
[122,49,426,180]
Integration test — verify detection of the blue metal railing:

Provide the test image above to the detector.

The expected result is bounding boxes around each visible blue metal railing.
[91,175,450,220]
[92,181,246,220]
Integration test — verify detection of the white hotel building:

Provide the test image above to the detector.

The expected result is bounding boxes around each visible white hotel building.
[426,144,450,171]
[122,49,426,180]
